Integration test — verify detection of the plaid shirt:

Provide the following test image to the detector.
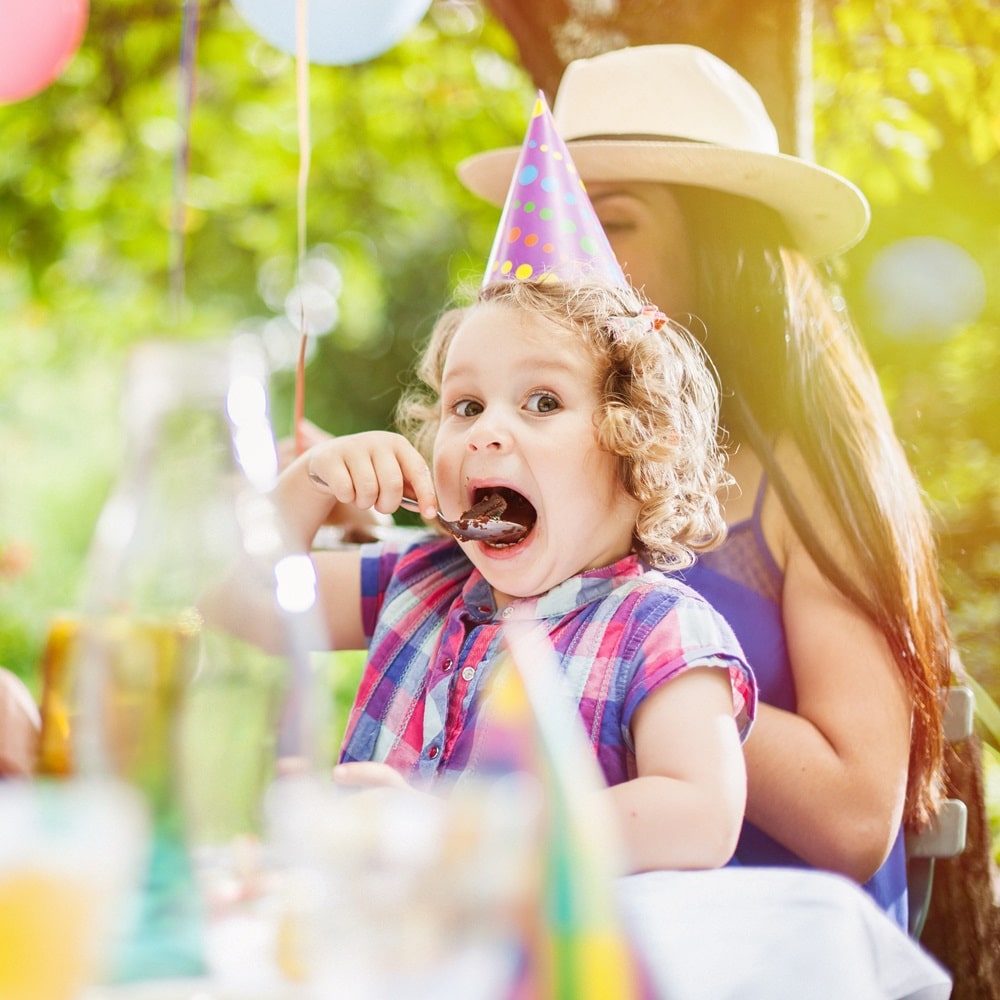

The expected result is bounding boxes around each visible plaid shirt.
[340,534,755,787]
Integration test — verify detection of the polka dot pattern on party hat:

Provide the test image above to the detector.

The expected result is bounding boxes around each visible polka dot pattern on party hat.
[483,94,628,287]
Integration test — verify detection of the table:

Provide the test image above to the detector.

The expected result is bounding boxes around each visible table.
[83,866,952,1000]
[618,867,952,1000]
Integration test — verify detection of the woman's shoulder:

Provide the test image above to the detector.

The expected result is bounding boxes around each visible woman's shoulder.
[764,437,861,583]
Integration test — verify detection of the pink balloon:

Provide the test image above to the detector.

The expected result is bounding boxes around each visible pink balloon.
[0,0,89,104]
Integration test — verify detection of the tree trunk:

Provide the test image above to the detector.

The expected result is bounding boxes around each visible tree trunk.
[482,0,811,155]
[921,732,1000,999]
[479,1,1000,993]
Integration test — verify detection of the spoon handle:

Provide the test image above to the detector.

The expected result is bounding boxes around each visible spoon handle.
[400,496,459,538]
[400,496,450,530]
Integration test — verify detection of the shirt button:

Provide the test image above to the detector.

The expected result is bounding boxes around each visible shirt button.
[461,666,475,682]
[500,606,513,619]
[441,658,453,672]
[428,745,440,760]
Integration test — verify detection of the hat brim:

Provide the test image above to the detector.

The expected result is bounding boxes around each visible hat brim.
[458,140,870,260]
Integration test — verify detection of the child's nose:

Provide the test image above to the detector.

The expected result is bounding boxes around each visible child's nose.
[466,410,513,452]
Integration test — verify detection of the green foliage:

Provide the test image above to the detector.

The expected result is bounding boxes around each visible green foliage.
[814,0,1000,693]
[814,0,1000,863]
[963,672,1000,862]
[985,743,1000,865]
[1,0,997,743]
[966,673,1000,752]
[0,1,532,689]
[318,649,367,756]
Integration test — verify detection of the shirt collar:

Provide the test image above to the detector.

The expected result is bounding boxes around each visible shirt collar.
[459,552,649,623]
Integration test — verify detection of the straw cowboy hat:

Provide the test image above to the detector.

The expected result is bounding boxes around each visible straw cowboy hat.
[458,44,870,259]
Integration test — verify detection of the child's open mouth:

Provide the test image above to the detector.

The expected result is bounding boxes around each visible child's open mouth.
[455,488,536,546]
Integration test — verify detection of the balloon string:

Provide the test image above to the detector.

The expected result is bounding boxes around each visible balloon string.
[170,0,201,326]
[293,0,311,456]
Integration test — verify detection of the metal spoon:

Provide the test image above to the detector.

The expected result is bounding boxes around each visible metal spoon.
[398,496,529,544]
[307,470,529,544]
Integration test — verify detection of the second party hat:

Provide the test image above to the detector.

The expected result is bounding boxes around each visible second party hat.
[483,92,628,288]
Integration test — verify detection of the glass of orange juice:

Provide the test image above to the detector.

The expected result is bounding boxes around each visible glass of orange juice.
[0,778,148,1000]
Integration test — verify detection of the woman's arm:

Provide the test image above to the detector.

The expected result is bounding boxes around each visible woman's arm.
[743,450,912,882]
[607,666,747,872]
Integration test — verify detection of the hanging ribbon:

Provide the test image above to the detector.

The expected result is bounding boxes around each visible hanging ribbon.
[169,0,201,325]
[293,0,311,456]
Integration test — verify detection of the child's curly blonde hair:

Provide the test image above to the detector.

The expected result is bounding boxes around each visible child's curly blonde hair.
[396,280,730,570]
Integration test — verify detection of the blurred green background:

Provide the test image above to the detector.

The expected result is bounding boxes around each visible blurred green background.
[1,0,997,735]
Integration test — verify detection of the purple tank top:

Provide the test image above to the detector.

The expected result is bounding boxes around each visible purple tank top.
[671,477,909,930]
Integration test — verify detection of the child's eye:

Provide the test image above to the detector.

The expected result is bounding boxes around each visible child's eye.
[452,399,483,417]
[525,392,561,414]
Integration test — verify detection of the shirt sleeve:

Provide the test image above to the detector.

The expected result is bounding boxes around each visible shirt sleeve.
[622,589,757,745]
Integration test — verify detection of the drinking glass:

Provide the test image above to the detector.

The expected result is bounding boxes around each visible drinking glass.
[37,336,330,987]
[265,774,541,1000]
[0,778,147,1000]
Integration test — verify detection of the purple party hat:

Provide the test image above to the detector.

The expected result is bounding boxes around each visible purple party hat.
[483,92,628,287]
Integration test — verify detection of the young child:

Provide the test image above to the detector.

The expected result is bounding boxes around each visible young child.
[274,275,755,874]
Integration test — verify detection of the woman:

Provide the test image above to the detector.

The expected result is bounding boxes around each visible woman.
[459,44,952,930]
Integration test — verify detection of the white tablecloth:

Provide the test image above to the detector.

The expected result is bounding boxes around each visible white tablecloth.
[84,867,952,1000]
[617,867,952,1000]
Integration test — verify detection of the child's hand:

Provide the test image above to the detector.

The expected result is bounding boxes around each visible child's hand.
[331,761,411,790]
[305,431,438,519]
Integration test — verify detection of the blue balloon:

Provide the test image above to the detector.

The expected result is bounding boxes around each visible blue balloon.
[231,0,432,66]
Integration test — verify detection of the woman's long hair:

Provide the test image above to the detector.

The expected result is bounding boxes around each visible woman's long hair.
[673,186,951,828]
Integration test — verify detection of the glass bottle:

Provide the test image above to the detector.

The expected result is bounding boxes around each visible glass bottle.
[48,335,326,983]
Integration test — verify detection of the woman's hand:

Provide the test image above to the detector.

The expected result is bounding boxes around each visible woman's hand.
[0,668,40,777]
